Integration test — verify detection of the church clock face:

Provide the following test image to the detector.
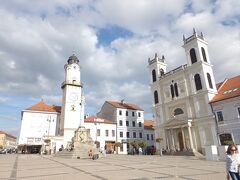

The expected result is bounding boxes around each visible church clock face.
[69,93,78,102]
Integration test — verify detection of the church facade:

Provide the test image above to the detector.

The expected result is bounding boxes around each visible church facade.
[148,30,218,154]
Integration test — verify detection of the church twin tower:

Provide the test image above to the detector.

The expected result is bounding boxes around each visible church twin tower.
[148,30,218,153]
[60,54,85,146]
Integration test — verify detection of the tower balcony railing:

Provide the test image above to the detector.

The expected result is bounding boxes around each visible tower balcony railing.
[61,80,83,88]
[160,64,187,79]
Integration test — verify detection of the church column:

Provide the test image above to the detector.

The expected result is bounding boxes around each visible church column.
[187,121,194,151]
[164,129,169,151]
[181,127,186,151]
[170,129,175,151]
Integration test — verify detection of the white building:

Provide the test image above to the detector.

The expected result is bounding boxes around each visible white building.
[148,30,218,155]
[84,116,117,153]
[97,101,145,154]
[210,75,240,145]
[144,120,155,148]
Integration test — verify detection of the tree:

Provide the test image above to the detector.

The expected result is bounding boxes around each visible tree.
[138,141,147,149]
[114,142,121,154]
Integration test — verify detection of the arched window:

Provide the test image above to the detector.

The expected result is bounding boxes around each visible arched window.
[174,108,184,116]
[201,47,207,62]
[154,91,159,104]
[152,69,156,82]
[174,83,179,97]
[207,73,213,89]
[190,48,197,64]
[160,68,164,76]
[219,133,233,145]
[170,84,175,98]
[194,74,202,91]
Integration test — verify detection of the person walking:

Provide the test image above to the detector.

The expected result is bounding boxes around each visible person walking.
[226,144,240,180]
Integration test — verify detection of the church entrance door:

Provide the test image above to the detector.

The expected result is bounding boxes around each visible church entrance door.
[178,132,184,151]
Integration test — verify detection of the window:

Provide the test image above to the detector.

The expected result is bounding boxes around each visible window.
[97,129,100,136]
[112,130,115,137]
[147,134,149,140]
[190,48,197,64]
[216,111,224,122]
[119,120,123,126]
[154,90,159,104]
[126,132,130,138]
[170,84,174,98]
[219,134,233,145]
[152,69,156,82]
[105,130,109,137]
[133,132,136,138]
[120,132,123,137]
[138,112,141,117]
[160,68,164,76]
[174,108,184,116]
[207,73,213,89]
[119,110,122,115]
[139,132,142,138]
[201,47,207,62]
[138,122,142,127]
[132,112,135,117]
[194,74,202,91]
[126,111,128,116]
[132,121,136,127]
[151,134,154,140]
[126,121,129,126]
[174,83,179,97]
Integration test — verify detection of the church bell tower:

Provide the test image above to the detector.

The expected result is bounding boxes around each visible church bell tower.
[60,53,85,147]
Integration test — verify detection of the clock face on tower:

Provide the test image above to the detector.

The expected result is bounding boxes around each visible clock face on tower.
[69,93,78,102]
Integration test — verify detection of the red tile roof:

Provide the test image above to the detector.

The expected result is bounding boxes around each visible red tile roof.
[144,120,154,130]
[84,116,116,124]
[106,101,144,111]
[26,101,61,113]
[0,131,17,139]
[210,75,240,103]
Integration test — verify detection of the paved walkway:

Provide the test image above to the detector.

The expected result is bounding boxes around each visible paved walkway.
[0,154,226,180]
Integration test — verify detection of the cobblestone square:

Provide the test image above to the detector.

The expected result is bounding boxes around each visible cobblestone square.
[0,154,226,180]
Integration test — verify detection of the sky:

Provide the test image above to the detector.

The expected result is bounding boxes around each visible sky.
[0,0,239,137]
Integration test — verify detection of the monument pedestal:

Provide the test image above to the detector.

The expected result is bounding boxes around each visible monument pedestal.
[55,126,99,159]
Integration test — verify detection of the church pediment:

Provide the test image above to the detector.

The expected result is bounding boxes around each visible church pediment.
[164,118,188,128]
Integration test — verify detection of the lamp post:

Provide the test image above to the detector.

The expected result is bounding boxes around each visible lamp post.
[47,116,52,138]
[46,115,52,155]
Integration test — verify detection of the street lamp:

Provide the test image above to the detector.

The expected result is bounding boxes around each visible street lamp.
[47,115,52,138]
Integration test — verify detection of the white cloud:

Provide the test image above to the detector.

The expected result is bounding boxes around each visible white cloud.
[0,0,239,135]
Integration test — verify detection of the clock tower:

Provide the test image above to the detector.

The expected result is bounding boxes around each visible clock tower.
[60,53,85,147]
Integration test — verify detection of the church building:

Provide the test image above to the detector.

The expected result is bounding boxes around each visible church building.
[148,30,218,155]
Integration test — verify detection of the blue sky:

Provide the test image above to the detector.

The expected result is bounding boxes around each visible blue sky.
[0,0,239,137]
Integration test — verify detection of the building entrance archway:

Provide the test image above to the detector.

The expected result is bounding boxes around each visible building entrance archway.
[178,132,184,151]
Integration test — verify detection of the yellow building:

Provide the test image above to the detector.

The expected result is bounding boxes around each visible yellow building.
[0,131,17,149]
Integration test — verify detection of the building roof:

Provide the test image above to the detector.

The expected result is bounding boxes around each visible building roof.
[26,101,61,113]
[144,120,154,130]
[0,131,17,139]
[106,101,144,111]
[84,116,116,124]
[210,75,240,103]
